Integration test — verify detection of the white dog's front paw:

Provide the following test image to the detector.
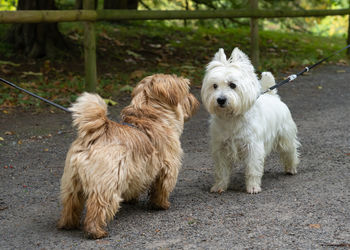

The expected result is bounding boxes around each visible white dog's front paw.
[246,176,262,194]
[285,168,297,175]
[210,184,227,194]
[246,185,262,194]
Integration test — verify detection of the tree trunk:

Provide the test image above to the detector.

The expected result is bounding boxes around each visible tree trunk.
[347,12,350,55]
[249,0,259,69]
[103,0,138,10]
[8,0,67,58]
[75,0,98,9]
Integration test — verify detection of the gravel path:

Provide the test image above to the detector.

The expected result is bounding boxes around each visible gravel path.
[0,65,349,249]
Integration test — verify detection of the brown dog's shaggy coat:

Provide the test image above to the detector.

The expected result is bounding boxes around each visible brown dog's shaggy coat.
[57,74,199,239]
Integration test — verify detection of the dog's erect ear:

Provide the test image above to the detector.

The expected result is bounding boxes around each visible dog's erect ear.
[229,47,255,72]
[213,48,227,63]
[206,48,227,71]
[229,47,249,63]
[151,74,189,106]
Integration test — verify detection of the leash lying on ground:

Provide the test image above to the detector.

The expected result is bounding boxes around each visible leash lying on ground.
[261,43,350,95]
[1,44,350,111]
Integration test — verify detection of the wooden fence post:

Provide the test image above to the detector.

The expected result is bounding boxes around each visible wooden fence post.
[249,0,259,69]
[347,10,350,55]
[83,0,97,92]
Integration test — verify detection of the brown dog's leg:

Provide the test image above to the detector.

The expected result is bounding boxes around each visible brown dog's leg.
[57,176,84,230]
[149,165,179,210]
[84,192,121,239]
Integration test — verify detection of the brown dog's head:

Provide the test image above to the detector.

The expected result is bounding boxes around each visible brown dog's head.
[131,74,199,121]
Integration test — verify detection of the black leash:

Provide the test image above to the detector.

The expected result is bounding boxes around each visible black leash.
[0,77,140,128]
[261,43,350,95]
[0,77,71,113]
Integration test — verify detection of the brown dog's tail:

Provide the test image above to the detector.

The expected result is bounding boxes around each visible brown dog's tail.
[69,92,108,138]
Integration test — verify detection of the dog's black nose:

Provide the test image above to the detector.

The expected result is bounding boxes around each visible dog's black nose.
[217,97,227,107]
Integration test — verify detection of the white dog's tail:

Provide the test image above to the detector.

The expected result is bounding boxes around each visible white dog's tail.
[260,72,277,95]
[69,92,108,138]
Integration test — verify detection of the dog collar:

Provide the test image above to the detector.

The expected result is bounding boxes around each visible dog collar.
[121,121,136,128]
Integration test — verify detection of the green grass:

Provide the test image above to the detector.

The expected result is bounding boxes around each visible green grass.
[0,21,348,110]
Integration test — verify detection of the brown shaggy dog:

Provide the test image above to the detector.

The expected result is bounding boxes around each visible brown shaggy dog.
[57,74,199,239]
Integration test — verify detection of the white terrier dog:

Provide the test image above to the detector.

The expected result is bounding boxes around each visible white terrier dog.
[201,48,300,194]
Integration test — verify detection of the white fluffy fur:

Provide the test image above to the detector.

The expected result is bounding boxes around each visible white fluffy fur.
[201,48,300,194]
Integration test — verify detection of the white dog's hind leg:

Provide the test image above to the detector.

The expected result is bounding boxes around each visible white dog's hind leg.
[210,149,232,193]
[278,136,300,175]
[245,143,265,194]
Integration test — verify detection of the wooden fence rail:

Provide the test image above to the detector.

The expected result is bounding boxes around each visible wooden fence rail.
[1,6,349,91]
[1,9,350,23]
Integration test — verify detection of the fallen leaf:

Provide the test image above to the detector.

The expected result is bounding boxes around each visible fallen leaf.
[21,71,43,78]
[0,60,20,67]
[126,50,144,60]
[114,39,124,46]
[0,206,8,211]
[124,58,136,64]
[149,44,162,49]
[182,65,196,70]
[120,85,133,93]
[130,70,145,79]
[336,59,348,66]
[5,131,15,135]
[44,148,49,152]
[0,137,4,141]
[318,86,323,90]
[158,62,170,67]
[316,49,324,55]
[100,32,113,41]
[336,70,346,73]
[68,34,80,41]
[309,224,321,229]
[1,65,12,74]
[104,98,117,106]
[302,59,311,65]
[18,140,22,144]
[2,110,8,114]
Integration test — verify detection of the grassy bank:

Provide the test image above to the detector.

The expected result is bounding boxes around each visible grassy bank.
[0,21,348,109]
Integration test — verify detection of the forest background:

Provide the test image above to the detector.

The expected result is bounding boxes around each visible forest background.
[0,0,349,108]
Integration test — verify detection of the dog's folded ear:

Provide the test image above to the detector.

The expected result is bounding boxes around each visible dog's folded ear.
[150,74,189,106]
[229,47,255,72]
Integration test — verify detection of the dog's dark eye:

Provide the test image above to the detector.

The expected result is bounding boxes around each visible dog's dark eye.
[229,82,237,89]
[213,84,218,89]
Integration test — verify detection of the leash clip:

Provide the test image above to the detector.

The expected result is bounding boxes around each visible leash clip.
[288,74,297,82]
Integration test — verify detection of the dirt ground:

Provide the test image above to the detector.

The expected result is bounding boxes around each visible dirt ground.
[0,65,349,249]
